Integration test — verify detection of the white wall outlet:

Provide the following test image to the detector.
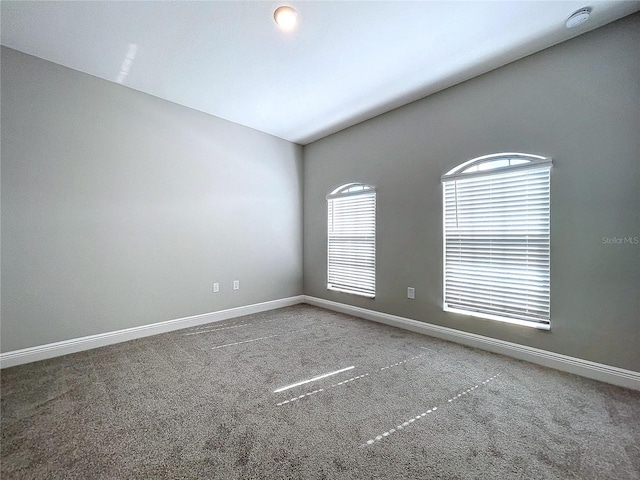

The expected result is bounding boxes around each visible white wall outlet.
[407,287,415,299]
[233,280,239,290]
[213,282,220,293]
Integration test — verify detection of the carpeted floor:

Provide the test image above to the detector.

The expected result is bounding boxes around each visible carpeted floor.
[2,304,639,479]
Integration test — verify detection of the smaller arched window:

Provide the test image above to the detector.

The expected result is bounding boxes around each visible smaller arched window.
[441,153,552,329]
[327,183,376,297]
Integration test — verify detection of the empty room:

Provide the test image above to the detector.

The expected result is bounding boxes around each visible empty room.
[1,1,639,479]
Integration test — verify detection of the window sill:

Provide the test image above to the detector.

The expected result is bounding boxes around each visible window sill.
[444,305,550,331]
[327,286,375,299]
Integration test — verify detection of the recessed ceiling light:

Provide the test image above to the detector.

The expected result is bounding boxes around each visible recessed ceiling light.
[565,7,592,29]
[274,6,297,31]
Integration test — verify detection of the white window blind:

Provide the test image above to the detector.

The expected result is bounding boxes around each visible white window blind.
[442,154,551,330]
[327,184,376,298]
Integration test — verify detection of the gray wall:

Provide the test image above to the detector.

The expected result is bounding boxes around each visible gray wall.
[1,47,303,352]
[304,14,640,371]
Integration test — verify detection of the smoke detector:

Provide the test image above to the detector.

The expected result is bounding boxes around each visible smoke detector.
[566,7,592,28]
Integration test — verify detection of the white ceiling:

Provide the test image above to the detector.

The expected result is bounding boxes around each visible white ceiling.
[2,1,638,145]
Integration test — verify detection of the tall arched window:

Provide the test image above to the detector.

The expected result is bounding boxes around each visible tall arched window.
[327,183,376,298]
[441,153,552,329]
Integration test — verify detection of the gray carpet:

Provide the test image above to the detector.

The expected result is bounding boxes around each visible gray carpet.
[2,304,639,479]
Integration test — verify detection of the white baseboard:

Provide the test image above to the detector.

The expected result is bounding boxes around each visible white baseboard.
[4,294,639,392]
[0,296,305,369]
[304,296,640,391]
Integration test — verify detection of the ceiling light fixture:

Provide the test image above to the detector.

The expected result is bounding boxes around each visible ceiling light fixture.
[565,7,592,28]
[274,6,297,31]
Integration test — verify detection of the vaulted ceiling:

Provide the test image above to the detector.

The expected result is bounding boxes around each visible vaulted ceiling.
[2,1,638,144]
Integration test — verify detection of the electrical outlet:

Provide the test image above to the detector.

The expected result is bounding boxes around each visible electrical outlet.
[407,287,415,299]
[233,280,239,290]
[213,282,220,293]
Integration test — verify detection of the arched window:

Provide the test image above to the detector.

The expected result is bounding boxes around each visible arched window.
[441,153,552,329]
[327,183,376,297]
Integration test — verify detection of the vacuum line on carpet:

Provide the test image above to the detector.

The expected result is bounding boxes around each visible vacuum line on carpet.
[184,324,251,335]
[276,389,325,406]
[189,315,291,331]
[190,322,235,331]
[361,374,500,447]
[331,374,370,387]
[210,326,316,350]
[191,320,338,339]
[379,354,427,371]
[277,374,370,405]
[211,334,281,349]
[275,353,428,406]
[274,366,355,393]
[190,316,337,332]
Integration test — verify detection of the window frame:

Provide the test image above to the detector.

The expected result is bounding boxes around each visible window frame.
[441,153,552,330]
